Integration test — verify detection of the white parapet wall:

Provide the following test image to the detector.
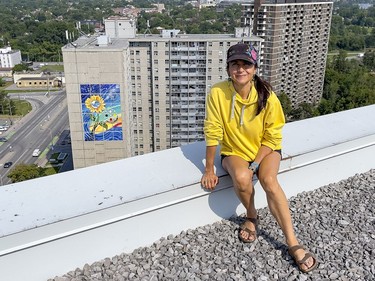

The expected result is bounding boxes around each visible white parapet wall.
[0,105,375,281]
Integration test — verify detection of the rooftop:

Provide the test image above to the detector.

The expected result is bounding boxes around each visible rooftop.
[63,31,263,50]
[0,104,374,281]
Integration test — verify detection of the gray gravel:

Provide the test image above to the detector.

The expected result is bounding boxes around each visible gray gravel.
[49,169,375,281]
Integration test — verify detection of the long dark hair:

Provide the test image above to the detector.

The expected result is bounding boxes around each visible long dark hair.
[253,74,272,115]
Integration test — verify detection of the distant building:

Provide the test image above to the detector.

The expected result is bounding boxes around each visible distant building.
[62,18,263,169]
[198,0,218,8]
[0,67,12,78]
[217,1,251,12]
[16,76,61,88]
[358,3,372,9]
[0,46,22,69]
[242,0,333,106]
[13,72,43,83]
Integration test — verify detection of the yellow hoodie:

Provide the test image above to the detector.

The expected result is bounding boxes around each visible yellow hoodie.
[204,80,285,162]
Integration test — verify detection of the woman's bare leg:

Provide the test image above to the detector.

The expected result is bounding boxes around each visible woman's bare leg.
[222,155,257,241]
[258,151,315,271]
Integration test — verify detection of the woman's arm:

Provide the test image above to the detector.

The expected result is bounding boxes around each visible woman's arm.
[253,145,273,164]
[201,145,219,190]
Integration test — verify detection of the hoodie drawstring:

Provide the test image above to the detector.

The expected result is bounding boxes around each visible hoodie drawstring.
[230,94,235,120]
[230,93,246,126]
[240,105,245,126]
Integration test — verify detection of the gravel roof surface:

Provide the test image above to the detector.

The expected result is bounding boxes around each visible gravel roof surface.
[49,169,375,281]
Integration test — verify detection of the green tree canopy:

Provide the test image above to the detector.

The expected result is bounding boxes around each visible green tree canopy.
[277,92,292,119]
[12,63,31,73]
[7,163,46,183]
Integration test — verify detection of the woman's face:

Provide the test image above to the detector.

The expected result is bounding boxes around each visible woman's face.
[227,60,256,87]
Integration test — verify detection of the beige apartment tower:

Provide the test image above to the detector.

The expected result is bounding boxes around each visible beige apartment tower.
[63,19,263,169]
[242,0,333,106]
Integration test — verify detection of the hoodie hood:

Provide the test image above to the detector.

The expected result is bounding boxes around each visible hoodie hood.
[228,80,257,126]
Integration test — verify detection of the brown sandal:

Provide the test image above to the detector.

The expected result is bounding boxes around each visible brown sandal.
[288,245,318,273]
[238,216,258,243]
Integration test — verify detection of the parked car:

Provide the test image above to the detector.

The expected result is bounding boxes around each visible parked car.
[3,162,13,168]
[0,137,7,142]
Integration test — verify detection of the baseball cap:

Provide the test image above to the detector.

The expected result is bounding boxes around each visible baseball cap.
[227,43,258,65]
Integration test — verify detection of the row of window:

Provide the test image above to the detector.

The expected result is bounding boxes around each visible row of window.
[18,81,52,85]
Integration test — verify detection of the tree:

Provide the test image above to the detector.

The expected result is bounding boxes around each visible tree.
[0,77,5,87]
[7,164,45,183]
[277,92,292,120]
[289,102,316,121]
[12,63,31,73]
[0,89,16,115]
[332,50,349,72]
[363,51,375,71]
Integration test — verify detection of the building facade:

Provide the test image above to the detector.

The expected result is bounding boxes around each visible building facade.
[62,18,263,169]
[242,0,333,106]
[0,46,22,69]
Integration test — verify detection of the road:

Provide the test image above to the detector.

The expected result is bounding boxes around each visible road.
[0,90,71,185]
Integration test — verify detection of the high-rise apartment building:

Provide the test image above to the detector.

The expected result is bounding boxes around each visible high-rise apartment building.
[242,0,333,106]
[0,46,22,68]
[62,17,263,169]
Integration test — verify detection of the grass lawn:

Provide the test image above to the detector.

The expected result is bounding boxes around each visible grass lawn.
[6,88,61,93]
[0,100,32,117]
[14,100,32,115]
[0,81,13,91]
[40,65,64,72]
[43,165,60,175]
[328,50,364,56]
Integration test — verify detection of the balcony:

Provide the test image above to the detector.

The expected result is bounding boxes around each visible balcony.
[1,105,375,281]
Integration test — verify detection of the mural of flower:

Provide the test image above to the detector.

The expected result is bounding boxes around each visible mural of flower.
[84,95,107,136]
[85,95,105,113]
[81,84,123,141]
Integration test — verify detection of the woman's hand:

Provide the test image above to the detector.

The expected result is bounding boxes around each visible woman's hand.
[201,171,219,190]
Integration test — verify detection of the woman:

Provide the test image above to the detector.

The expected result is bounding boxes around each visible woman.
[201,43,318,273]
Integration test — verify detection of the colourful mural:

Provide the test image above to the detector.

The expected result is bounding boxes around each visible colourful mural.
[80,84,123,141]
